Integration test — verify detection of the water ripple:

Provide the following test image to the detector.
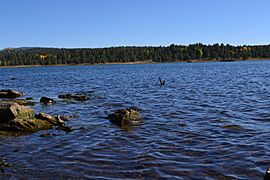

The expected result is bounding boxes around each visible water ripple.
[1,61,270,179]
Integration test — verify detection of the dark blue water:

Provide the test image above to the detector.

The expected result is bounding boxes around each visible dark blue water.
[1,61,270,179]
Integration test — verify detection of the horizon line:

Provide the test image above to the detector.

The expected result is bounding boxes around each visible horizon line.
[2,42,270,50]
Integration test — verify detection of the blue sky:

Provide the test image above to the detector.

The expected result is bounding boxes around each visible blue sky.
[0,0,270,49]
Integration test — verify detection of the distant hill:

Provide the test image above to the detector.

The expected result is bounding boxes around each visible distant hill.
[0,43,270,66]
[1,47,42,52]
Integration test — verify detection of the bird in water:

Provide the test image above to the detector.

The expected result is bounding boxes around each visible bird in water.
[159,77,165,86]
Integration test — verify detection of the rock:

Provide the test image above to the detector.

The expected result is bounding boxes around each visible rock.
[5,118,54,132]
[40,97,54,104]
[13,99,35,106]
[35,113,57,125]
[58,93,89,101]
[58,119,65,125]
[57,115,69,121]
[72,94,89,101]
[108,108,143,126]
[0,102,54,132]
[39,132,57,138]
[179,123,187,127]
[56,115,68,124]
[0,102,35,123]
[55,115,66,125]
[0,90,23,99]
[56,125,73,132]
[58,94,72,99]
[26,97,33,100]
[1,99,35,106]
[0,101,75,133]
[55,114,78,123]
[68,113,79,119]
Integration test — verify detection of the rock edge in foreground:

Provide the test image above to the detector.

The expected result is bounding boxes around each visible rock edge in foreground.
[0,101,67,132]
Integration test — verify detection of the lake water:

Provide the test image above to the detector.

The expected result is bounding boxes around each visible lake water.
[0,61,270,179]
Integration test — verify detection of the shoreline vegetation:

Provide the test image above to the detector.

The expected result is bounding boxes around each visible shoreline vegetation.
[1,43,270,68]
[1,58,270,69]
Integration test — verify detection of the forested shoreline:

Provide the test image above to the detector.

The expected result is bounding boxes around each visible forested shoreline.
[1,43,270,66]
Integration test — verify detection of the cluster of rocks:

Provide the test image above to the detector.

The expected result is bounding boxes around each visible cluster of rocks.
[0,101,69,132]
[0,90,71,133]
[0,89,144,133]
[39,93,89,105]
[0,89,143,174]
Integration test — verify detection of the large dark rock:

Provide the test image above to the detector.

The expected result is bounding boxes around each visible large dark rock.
[0,102,35,123]
[0,102,57,132]
[0,90,23,99]
[108,108,143,127]
[3,117,54,132]
[58,93,89,101]
[40,97,54,104]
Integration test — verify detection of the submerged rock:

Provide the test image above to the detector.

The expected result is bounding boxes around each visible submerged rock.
[0,90,23,99]
[58,93,89,101]
[222,124,245,131]
[56,125,73,132]
[108,108,143,127]
[55,114,79,123]
[73,94,89,101]
[39,132,58,138]
[58,93,72,99]
[40,97,54,104]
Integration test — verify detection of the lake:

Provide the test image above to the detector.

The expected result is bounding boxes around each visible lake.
[0,60,270,179]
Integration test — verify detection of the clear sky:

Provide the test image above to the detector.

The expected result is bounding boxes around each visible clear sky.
[1,0,270,49]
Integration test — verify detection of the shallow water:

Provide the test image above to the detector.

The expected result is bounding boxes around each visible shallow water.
[0,61,270,179]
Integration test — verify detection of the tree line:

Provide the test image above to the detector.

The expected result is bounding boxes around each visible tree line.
[1,43,270,66]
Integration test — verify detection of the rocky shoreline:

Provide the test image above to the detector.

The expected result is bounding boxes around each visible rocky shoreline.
[0,90,75,133]
[0,89,143,133]
[0,89,143,173]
